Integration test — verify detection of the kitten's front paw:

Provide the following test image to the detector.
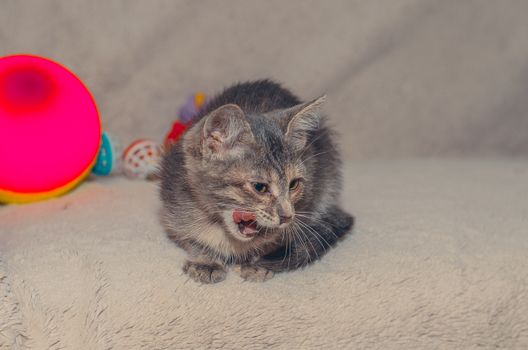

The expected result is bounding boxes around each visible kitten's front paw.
[237,265,274,282]
[183,260,227,284]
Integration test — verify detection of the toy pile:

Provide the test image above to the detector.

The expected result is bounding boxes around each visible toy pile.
[91,92,207,180]
[0,53,206,204]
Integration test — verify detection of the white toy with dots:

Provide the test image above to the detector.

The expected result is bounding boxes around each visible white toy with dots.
[122,139,161,179]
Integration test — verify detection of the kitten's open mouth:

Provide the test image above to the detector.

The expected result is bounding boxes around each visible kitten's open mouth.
[232,210,258,238]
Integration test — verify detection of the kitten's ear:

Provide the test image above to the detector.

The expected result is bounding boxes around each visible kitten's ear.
[202,104,254,159]
[283,95,326,151]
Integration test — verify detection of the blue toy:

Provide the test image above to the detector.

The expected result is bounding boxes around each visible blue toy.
[92,132,122,176]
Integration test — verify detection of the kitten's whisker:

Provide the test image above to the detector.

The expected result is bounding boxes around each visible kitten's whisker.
[289,226,303,269]
[295,212,333,228]
[294,213,339,241]
[282,226,295,266]
[295,222,320,261]
[295,218,331,254]
[291,222,313,263]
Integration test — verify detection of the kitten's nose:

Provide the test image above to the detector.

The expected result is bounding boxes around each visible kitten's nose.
[278,202,293,225]
[279,214,293,224]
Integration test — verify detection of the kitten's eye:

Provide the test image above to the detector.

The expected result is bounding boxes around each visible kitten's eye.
[252,182,268,194]
[289,179,301,191]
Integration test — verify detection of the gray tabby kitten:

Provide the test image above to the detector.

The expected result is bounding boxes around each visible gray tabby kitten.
[160,80,353,283]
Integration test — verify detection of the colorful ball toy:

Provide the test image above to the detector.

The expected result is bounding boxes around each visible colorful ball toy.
[0,55,100,203]
[122,139,161,179]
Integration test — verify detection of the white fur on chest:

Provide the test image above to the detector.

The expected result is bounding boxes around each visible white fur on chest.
[193,222,234,257]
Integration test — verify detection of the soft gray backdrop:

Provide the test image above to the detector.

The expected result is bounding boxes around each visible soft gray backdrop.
[2,0,527,160]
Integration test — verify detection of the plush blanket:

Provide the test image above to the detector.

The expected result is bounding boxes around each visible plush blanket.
[1,160,527,349]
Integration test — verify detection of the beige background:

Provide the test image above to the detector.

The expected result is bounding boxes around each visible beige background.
[2,0,528,160]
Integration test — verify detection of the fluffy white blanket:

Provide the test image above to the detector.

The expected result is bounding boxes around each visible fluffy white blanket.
[1,160,527,349]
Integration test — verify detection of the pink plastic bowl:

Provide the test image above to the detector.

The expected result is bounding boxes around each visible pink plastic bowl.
[0,55,100,203]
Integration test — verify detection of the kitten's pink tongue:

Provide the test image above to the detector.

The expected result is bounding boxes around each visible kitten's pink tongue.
[233,210,256,223]
[233,210,258,236]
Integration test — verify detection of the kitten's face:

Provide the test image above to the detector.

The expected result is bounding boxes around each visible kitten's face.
[183,97,324,242]
[213,149,306,242]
